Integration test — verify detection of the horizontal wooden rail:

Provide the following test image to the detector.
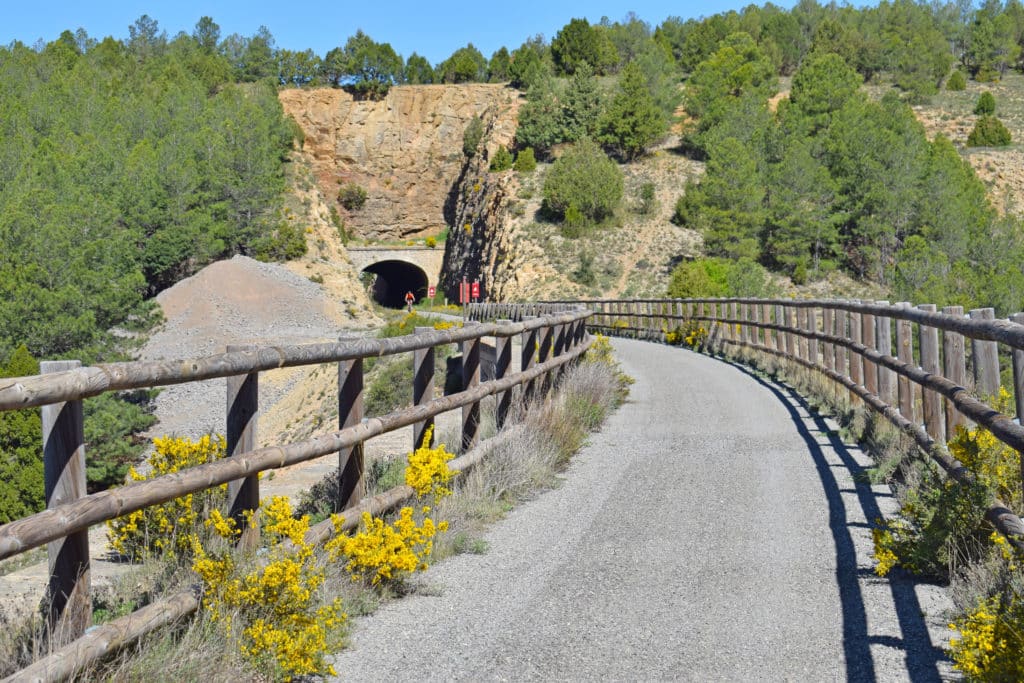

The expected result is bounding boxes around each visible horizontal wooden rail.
[552,297,1024,348]
[579,297,1024,552]
[0,334,590,561]
[3,306,594,682]
[0,311,590,412]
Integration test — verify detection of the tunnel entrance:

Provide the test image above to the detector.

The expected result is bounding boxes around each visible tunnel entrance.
[362,260,430,308]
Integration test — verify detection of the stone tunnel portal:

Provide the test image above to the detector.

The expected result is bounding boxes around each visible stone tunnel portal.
[362,260,430,309]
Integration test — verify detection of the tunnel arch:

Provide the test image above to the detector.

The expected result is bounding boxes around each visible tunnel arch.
[361,259,430,308]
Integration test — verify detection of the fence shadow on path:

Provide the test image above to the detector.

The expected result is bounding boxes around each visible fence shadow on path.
[727,360,949,683]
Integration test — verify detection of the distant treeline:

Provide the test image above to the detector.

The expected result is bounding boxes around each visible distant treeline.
[0,22,302,501]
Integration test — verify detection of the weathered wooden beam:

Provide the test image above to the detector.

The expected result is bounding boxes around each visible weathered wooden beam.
[970,308,1000,399]
[338,358,365,511]
[943,305,968,439]
[226,345,259,550]
[495,321,513,430]
[0,312,591,411]
[0,338,591,563]
[40,360,90,646]
[875,302,896,408]
[462,322,482,452]
[918,305,944,442]
[894,304,916,424]
[413,328,435,450]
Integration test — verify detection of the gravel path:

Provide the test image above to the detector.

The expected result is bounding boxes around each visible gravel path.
[330,337,955,682]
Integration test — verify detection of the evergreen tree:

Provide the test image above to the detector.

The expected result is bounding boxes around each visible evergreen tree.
[677,137,765,260]
[0,346,43,523]
[488,47,511,82]
[597,62,666,160]
[560,63,603,142]
[437,44,487,83]
[515,75,563,156]
[404,53,434,84]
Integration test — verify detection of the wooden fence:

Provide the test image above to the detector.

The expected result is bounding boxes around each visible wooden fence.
[558,297,1024,551]
[0,307,590,682]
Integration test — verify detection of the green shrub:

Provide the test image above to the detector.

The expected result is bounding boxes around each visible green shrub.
[974,91,996,115]
[338,183,367,211]
[571,252,596,286]
[947,70,966,91]
[253,222,307,261]
[541,137,623,227]
[666,257,773,298]
[792,260,808,285]
[967,115,1012,147]
[636,182,656,215]
[0,346,43,523]
[489,146,513,171]
[463,116,484,157]
[513,147,537,173]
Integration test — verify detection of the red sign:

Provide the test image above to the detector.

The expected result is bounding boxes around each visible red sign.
[428,285,436,298]
[471,281,480,300]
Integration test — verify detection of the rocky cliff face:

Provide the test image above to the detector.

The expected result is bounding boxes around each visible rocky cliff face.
[439,145,519,302]
[279,85,520,242]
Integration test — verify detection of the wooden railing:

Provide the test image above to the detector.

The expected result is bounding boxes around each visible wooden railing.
[0,306,590,682]
[559,297,1024,551]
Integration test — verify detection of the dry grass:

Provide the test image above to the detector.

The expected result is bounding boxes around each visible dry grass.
[434,360,624,560]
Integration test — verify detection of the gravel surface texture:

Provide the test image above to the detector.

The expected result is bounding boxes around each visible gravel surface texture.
[141,255,365,440]
[330,337,956,682]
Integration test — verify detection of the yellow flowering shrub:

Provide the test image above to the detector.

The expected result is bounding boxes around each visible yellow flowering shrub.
[107,434,227,560]
[192,496,345,680]
[326,507,447,586]
[404,425,457,498]
[433,320,458,331]
[325,429,453,588]
[871,525,899,577]
[949,593,1024,681]
[684,324,708,347]
[948,388,1022,508]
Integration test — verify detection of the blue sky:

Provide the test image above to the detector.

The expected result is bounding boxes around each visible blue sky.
[0,1,799,66]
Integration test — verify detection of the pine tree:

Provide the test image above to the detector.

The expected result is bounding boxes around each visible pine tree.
[597,62,666,160]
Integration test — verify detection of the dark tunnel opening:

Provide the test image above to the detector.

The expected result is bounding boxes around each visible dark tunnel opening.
[362,260,430,309]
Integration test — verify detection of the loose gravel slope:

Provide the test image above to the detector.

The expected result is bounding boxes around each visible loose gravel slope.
[330,337,954,682]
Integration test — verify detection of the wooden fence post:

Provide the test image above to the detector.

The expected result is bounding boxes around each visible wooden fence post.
[226,345,259,549]
[338,358,365,510]
[943,305,968,439]
[775,305,786,357]
[861,303,878,397]
[521,316,538,403]
[849,307,863,389]
[807,307,819,367]
[41,360,90,643]
[495,320,513,430]
[796,307,807,361]
[1012,312,1024,491]
[875,302,896,407]
[832,307,846,378]
[552,322,566,380]
[537,321,553,392]
[751,302,761,347]
[762,303,773,350]
[462,321,482,452]
[894,303,916,423]
[822,308,834,373]
[970,308,1000,399]
[919,304,944,441]
[413,328,435,450]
